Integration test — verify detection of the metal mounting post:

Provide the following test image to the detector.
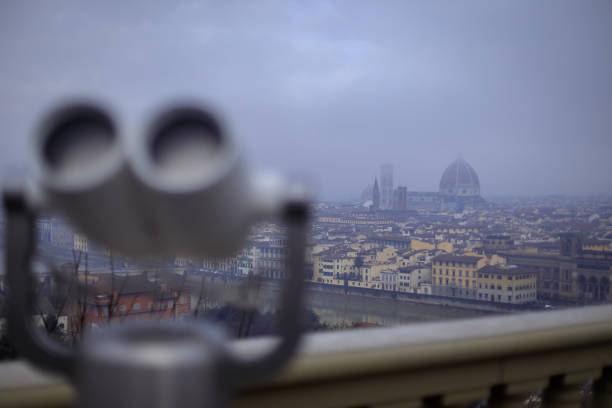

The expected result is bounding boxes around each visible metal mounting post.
[3,185,309,408]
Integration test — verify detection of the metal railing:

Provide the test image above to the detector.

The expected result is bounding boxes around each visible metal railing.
[2,304,612,407]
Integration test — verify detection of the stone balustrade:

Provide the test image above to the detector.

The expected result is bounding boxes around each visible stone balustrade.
[2,304,612,407]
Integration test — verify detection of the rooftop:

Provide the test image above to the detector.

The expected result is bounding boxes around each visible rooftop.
[478,265,535,276]
[432,254,482,264]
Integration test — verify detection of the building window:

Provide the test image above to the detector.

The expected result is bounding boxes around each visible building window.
[133,303,140,310]
[119,305,127,312]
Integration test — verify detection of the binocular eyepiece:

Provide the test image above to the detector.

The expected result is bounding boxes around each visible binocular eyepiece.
[31,101,298,257]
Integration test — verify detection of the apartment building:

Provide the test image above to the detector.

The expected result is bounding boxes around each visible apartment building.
[431,254,487,299]
[477,265,537,304]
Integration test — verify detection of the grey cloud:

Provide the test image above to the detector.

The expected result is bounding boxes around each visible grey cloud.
[1,0,611,200]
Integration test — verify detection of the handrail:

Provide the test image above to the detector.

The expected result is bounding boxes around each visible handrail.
[2,304,612,407]
[232,304,612,386]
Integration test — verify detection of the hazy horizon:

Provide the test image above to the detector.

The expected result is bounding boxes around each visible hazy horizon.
[1,1,611,201]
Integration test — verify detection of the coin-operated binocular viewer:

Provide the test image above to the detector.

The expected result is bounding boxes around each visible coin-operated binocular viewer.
[4,101,310,408]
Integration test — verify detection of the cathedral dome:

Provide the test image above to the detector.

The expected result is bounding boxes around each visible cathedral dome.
[439,158,480,196]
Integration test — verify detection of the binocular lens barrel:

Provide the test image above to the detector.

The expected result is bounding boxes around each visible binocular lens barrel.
[134,105,250,256]
[150,108,223,182]
[39,104,120,188]
[33,103,139,252]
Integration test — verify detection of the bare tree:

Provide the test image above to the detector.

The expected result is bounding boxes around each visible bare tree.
[34,250,82,343]
[240,271,262,338]
[193,275,208,317]
[169,273,188,321]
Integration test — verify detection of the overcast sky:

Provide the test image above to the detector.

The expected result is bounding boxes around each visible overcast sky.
[1,1,611,201]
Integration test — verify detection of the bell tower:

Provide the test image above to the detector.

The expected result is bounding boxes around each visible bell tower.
[372,177,380,211]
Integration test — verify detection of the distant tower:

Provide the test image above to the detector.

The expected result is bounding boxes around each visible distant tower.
[395,186,407,211]
[372,177,380,211]
[379,164,394,210]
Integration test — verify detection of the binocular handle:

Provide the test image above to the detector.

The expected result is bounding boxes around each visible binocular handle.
[224,202,308,387]
[4,187,78,377]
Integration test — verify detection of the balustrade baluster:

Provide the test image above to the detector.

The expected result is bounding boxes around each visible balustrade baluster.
[489,380,546,408]
[422,389,488,408]
[592,366,612,408]
[542,370,599,408]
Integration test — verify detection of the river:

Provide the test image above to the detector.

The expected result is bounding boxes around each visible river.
[187,275,497,327]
